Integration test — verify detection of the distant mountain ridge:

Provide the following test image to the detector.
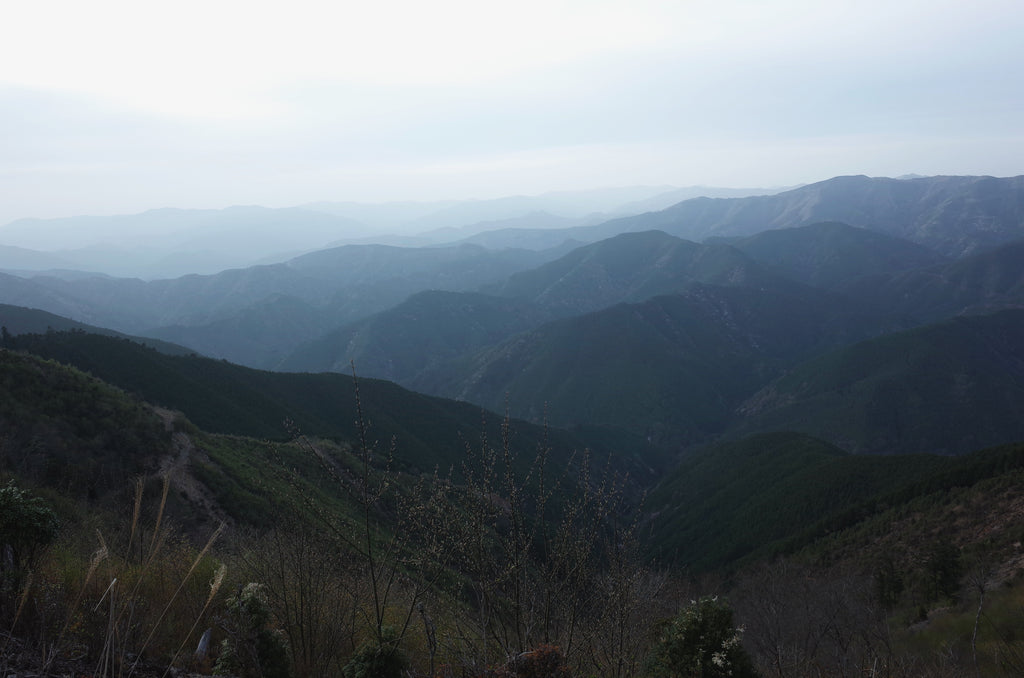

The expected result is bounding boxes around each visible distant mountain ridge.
[0,242,568,366]
[336,227,1024,454]
[3,174,1024,458]
[2,184,779,278]
[279,230,826,378]
[725,221,951,289]
[0,206,370,278]
[468,175,1024,256]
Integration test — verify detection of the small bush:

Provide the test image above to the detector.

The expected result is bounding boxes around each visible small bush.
[342,626,408,678]
[644,597,759,678]
[0,481,59,576]
[215,582,291,678]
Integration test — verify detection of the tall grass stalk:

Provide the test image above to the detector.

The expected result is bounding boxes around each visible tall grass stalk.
[148,474,170,556]
[128,521,224,676]
[0,570,33,659]
[160,562,227,678]
[125,477,144,560]
[43,534,109,671]
[93,577,118,678]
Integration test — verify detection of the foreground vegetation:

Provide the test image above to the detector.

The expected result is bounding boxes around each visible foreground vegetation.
[3,345,1024,677]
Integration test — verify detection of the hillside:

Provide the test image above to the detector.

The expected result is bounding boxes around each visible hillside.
[0,303,193,355]
[644,432,946,572]
[278,290,555,378]
[727,221,951,289]
[838,237,1024,327]
[6,320,1024,678]
[0,348,170,502]
[486,229,788,316]
[4,329,661,482]
[0,242,565,369]
[646,431,1024,573]
[736,309,1024,455]
[417,283,871,447]
[279,230,809,381]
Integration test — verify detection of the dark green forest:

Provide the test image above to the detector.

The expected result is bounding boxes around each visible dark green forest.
[4,335,1024,678]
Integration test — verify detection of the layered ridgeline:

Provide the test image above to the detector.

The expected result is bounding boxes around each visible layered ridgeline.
[1,326,660,482]
[514,174,1024,256]
[1,175,1022,375]
[0,242,570,368]
[413,285,869,448]
[279,229,829,379]
[5,225,1024,459]
[280,225,905,383]
[0,185,773,277]
[2,175,1024,460]
[9,322,1024,644]
[7,320,1024,582]
[282,226,1024,454]
[3,174,1024,677]
[723,220,951,289]
[0,206,368,277]
[8,268,1024,466]
[277,290,558,378]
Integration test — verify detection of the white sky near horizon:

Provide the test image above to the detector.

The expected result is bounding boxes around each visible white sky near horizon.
[1,0,1023,226]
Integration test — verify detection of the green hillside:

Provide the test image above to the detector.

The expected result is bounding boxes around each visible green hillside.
[4,330,659,482]
[277,290,554,379]
[6,325,1024,678]
[0,348,169,502]
[420,284,867,447]
[736,309,1024,455]
[646,431,1024,573]
[0,346,363,529]
[645,432,939,571]
[0,303,192,355]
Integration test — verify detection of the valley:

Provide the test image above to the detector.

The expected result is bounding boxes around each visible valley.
[3,173,1024,677]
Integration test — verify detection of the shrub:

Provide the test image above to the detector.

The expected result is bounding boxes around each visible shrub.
[342,626,408,678]
[0,481,59,576]
[644,597,759,678]
[215,582,292,678]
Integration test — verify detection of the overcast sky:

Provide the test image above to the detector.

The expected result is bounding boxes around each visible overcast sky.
[2,0,1023,225]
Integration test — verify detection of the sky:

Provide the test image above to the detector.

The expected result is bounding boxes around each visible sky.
[2,0,1023,226]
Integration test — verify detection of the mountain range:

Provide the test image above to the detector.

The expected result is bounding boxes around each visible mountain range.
[0,185,781,279]
[7,171,1024,665]
[2,173,1023,464]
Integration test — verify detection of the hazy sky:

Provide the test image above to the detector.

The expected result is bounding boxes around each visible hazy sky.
[2,0,1023,225]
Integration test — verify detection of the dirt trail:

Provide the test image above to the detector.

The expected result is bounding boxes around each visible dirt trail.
[153,407,232,527]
